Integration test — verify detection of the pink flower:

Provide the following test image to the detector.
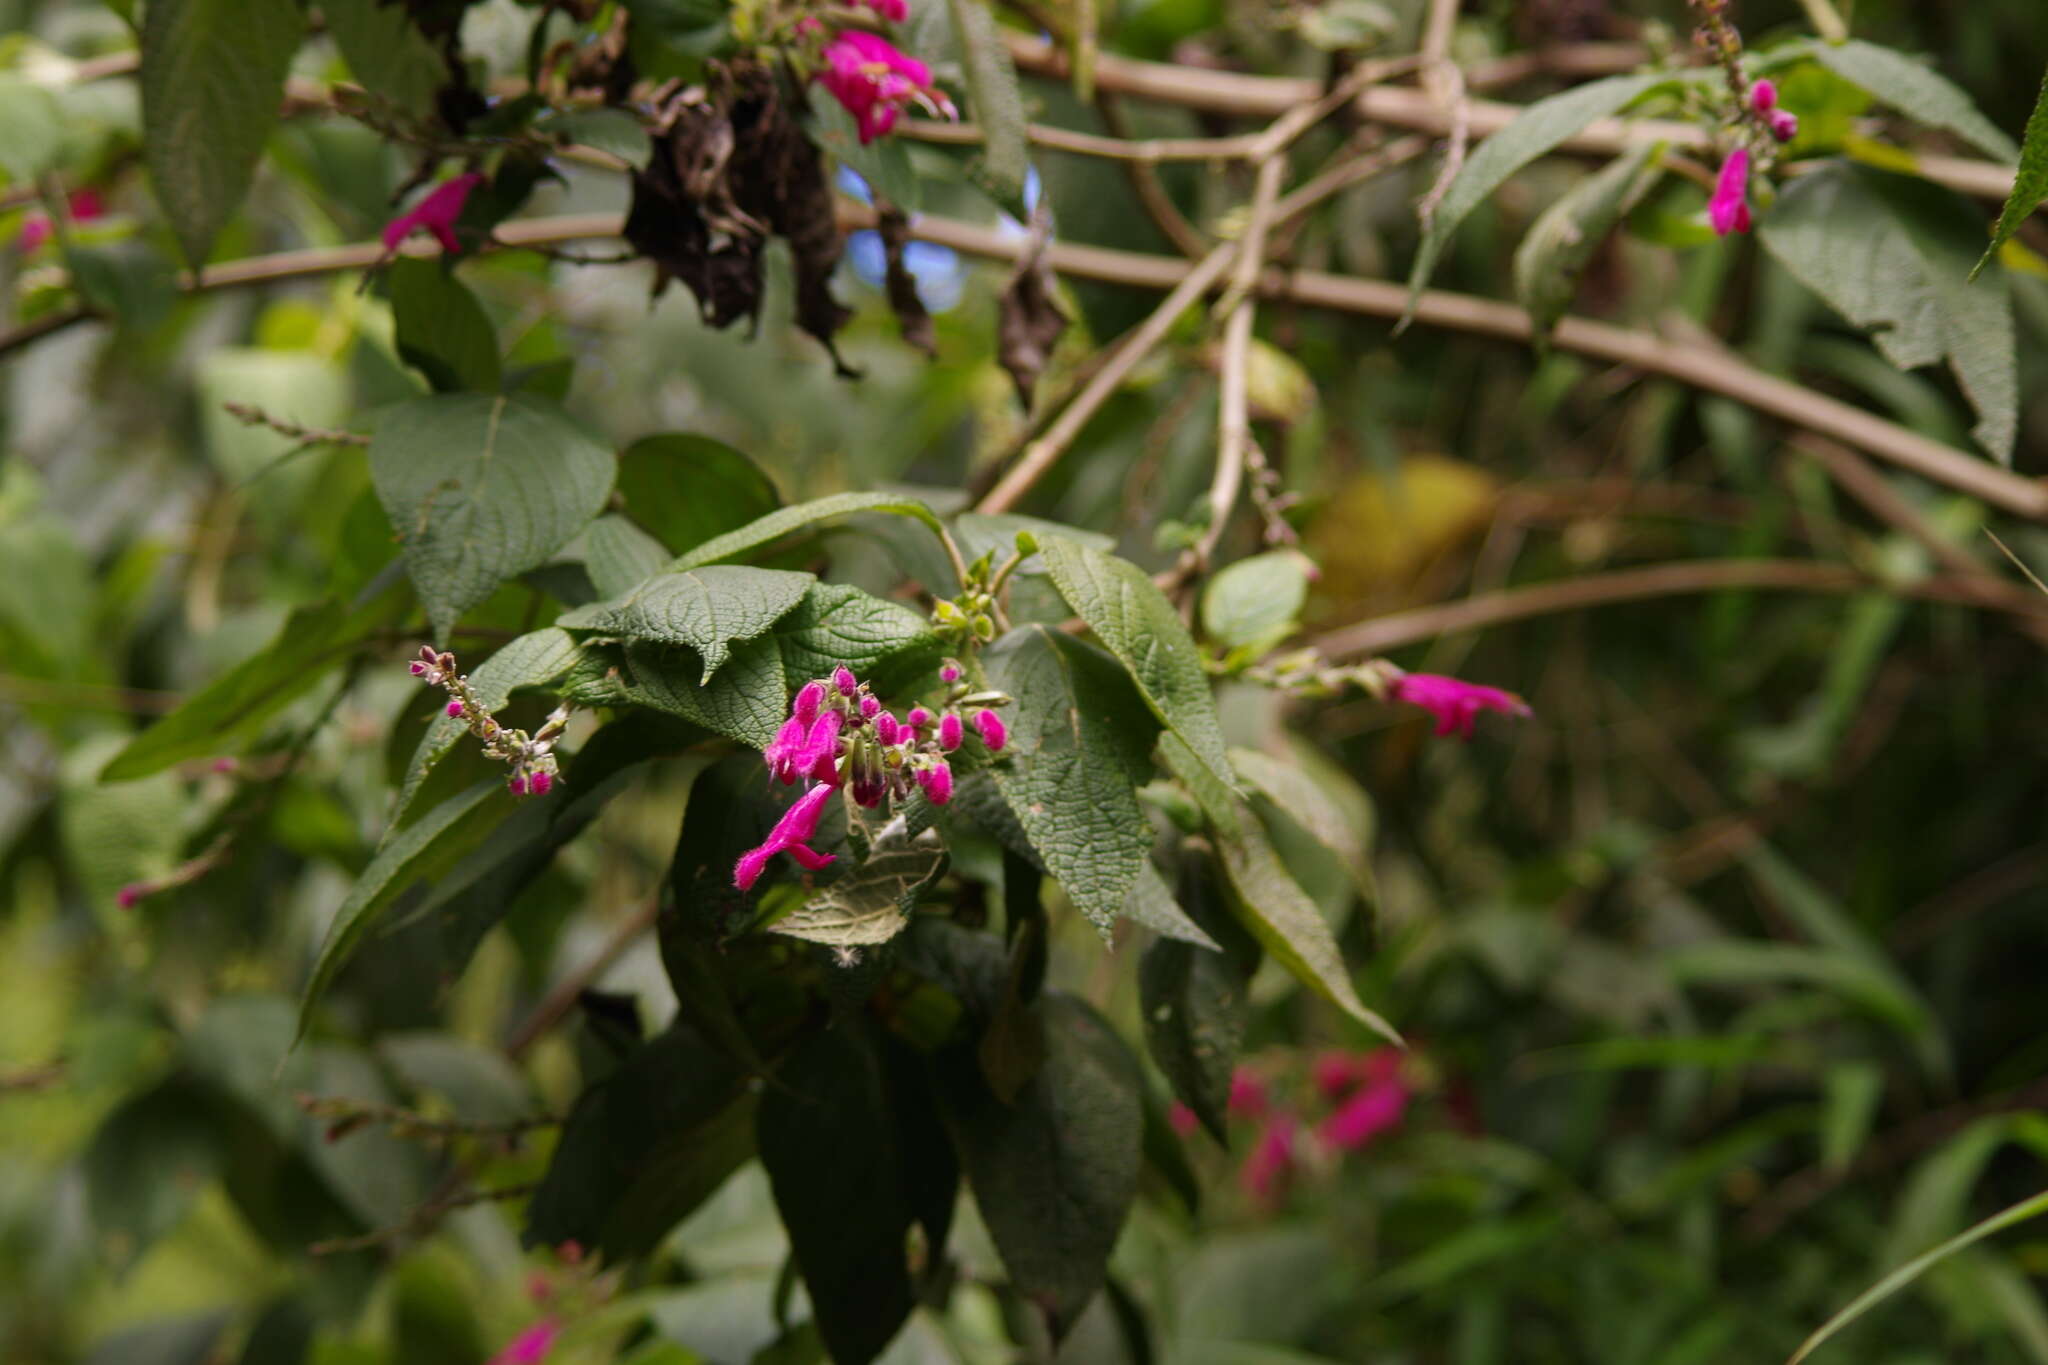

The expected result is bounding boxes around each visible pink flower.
[17,189,105,254]
[799,710,845,785]
[1768,109,1799,143]
[914,758,954,805]
[859,694,880,719]
[793,680,826,727]
[940,661,962,683]
[874,712,901,746]
[817,31,956,145]
[861,0,909,20]
[937,712,963,751]
[1709,148,1752,237]
[1227,1068,1269,1120]
[833,665,858,696]
[528,771,553,797]
[116,883,148,910]
[1239,1114,1297,1204]
[1168,1101,1200,1138]
[381,173,483,255]
[906,706,932,729]
[1318,1077,1408,1152]
[733,782,839,890]
[973,709,1007,752]
[1749,79,1777,112]
[1311,1048,1399,1101]
[1386,671,1530,739]
[765,714,810,785]
[486,1319,560,1365]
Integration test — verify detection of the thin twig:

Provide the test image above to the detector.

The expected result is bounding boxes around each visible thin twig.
[1092,92,1210,259]
[224,401,371,447]
[308,1182,538,1256]
[1194,153,1285,572]
[1311,558,2048,659]
[503,897,660,1061]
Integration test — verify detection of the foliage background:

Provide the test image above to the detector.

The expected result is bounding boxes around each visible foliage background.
[5,0,2048,1363]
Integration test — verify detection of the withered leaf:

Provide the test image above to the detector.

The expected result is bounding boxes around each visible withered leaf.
[878,204,936,357]
[996,204,1068,406]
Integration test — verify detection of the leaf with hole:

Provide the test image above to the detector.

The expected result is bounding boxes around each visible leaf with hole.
[770,818,946,949]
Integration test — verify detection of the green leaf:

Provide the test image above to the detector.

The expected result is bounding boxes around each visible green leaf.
[941,0,1029,209]
[526,1023,755,1260]
[541,108,652,167]
[770,818,946,949]
[1820,1061,1884,1174]
[982,626,1161,935]
[370,394,616,636]
[766,583,944,696]
[140,0,304,266]
[1976,64,2048,277]
[1512,144,1664,341]
[389,257,503,394]
[758,1024,917,1365]
[397,627,584,821]
[1040,537,1236,794]
[102,592,404,781]
[953,513,1112,574]
[1121,861,1222,950]
[0,78,64,182]
[1229,746,1374,901]
[1165,736,1398,1046]
[581,514,672,601]
[1812,40,2019,163]
[296,781,510,1039]
[561,566,814,682]
[616,434,781,558]
[1404,71,1672,310]
[323,0,444,121]
[1139,875,1254,1140]
[809,84,922,213]
[669,492,946,571]
[85,1077,224,1271]
[944,993,1142,1340]
[605,634,790,748]
[377,1033,535,1126]
[1200,550,1312,653]
[1788,1187,2048,1365]
[1759,163,2017,462]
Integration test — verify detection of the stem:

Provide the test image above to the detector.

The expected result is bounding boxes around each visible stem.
[504,896,660,1061]
[1196,154,1285,571]
[1797,0,1850,42]
[1310,559,2048,659]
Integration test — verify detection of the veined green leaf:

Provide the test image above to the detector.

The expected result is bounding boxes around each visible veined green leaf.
[770,819,947,949]
[371,394,616,636]
[1201,551,1312,653]
[1405,71,1673,311]
[560,566,815,682]
[941,0,1029,209]
[1976,63,2048,277]
[982,626,1161,936]
[1812,40,2019,163]
[323,0,443,121]
[766,582,944,696]
[581,515,673,601]
[668,492,945,571]
[1513,144,1664,341]
[616,434,781,558]
[1041,537,1236,794]
[390,257,502,394]
[141,0,304,266]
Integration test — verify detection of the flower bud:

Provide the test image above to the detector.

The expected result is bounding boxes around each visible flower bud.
[508,774,528,795]
[529,771,553,796]
[833,666,857,696]
[1749,78,1777,112]
[940,661,962,683]
[447,700,465,718]
[116,883,147,910]
[859,695,880,718]
[906,706,932,728]
[1769,108,1798,143]
[875,712,901,746]
[916,759,954,805]
[793,680,826,726]
[938,713,963,751]
[974,709,1007,752]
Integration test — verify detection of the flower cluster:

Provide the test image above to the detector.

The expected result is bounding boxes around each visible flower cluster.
[1171,1049,1416,1205]
[16,188,103,255]
[802,3,956,145]
[1692,0,1798,238]
[734,660,1009,890]
[408,646,569,796]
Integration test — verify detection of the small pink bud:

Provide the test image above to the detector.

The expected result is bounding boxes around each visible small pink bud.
[938,713,963,751]
[917,759,954,804]
[906,706,932,729]
[116,883,147,910]
[529,771,553,796]
[833,666,857,696]
[508,775,528,795]
[793,680,826,726]
[859,695,880,718]
[210,757,238,775]
[940,662,962,683]
[973,709,1007,752]
[447,700,465,717]
[1168,1101,1200,1138]
[410,661,428,676]
[1749,78,1777,112]
[875,713,901,745]
[1769,108,1799,143]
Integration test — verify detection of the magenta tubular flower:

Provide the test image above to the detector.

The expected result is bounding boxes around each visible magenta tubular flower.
[381,172,483,255]
[485,1319,561,1365]
[798,710,845,785]
[973,709,1007,752]
[1387,672,1531,740]
[1708,148,1753,237]
[906,706,932,729]
[1318,1076,1409,1152]
[793,680,826,727]
[764,714,810,785]
[817,31,956,145]
[874,712,901,746]
[940,661,962,683]
[1749,78,1777,112]
[733,782,839,890]
[861,0,909,20]
[833,665,858,696]
[937,712,963,751]
[915,759,954,805]
[1239,1114,1297,1204]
